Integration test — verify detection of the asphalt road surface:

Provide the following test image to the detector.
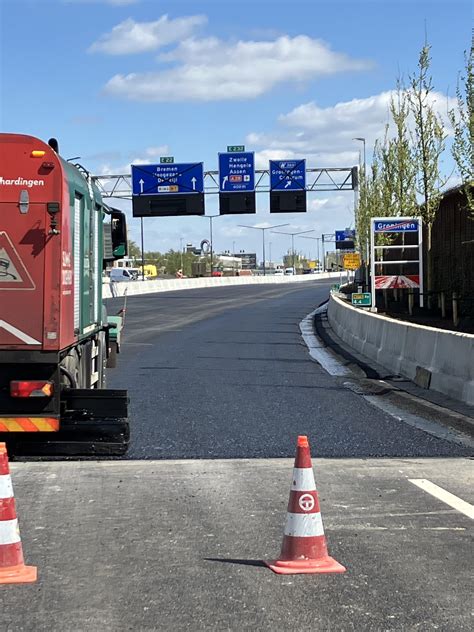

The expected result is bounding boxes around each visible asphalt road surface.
[106,282,470,460]
[3,281,473,631]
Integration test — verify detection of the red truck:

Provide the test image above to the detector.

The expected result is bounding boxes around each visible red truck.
[0,133,129,455]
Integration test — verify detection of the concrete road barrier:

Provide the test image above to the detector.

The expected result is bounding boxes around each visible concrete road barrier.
[327,293,474,406]
[103,272,341,299]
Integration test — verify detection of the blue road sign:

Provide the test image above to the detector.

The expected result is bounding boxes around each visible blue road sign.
[270,159,306,191]
[374,219,419,232]
[131,163,204,196]
[218,152,255,192]
[335,229,356,242]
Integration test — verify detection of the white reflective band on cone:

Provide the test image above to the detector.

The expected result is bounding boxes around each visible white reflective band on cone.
[291,468,316,492]
[284,512,324,537]
[0,518,21,545]
[0,474,14,499]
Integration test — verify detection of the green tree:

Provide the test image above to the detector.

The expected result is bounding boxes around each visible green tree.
[448,43,474,216]
[128,239,141,260]
[389,80,418,216]
[408,43,447,301]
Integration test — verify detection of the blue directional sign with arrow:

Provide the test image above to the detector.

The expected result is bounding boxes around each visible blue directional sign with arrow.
[218,152,255,192]
[270,159,306,191]
[131,163,204,196]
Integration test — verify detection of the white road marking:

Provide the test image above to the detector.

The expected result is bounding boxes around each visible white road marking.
[409,479,474,519]
[299,309,352,376]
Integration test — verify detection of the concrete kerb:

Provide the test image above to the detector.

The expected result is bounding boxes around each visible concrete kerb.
[327,293,474,406]
[103,272,342,299]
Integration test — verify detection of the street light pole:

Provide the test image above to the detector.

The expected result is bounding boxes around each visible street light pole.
[210,216,214,273]
[353,137,368,288]
[271,229,315,273]
[299,235,321,271]
[200,214,221,276]
[238,223,290,276]
[140,217,145,281]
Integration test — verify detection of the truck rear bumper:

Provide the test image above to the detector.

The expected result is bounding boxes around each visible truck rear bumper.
[0,417,60,432]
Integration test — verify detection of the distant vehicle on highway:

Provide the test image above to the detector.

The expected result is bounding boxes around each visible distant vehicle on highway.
[284,267,295,276]
[110,268,134,282]
[274,269,284,276]
[211,270,223,277]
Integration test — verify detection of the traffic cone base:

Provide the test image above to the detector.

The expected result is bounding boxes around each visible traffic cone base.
[265,556,346,575]
[0,564,37,585]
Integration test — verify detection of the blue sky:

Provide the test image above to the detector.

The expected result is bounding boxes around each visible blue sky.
[1,0,471,261]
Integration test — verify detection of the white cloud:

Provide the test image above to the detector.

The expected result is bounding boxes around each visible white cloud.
[89,15,207,55]
[93,145,170,177]
[248,90,456,167]
[103,34,372,101]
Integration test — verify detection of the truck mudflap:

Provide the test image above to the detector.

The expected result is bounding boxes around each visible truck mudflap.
[5,389,129,457]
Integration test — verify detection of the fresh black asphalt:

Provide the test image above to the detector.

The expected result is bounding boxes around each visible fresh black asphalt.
[106,282,471,460]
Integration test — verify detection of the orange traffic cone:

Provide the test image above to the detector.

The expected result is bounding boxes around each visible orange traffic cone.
[0,443,37,584]
[265,435,346,575]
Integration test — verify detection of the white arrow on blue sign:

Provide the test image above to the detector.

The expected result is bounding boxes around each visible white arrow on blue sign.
[218,152,255,192]
[131,163,204,196]
[270,159,306,191]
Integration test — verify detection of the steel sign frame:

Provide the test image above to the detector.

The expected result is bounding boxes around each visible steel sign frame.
[370,216,423,308]
[92,167,357,199]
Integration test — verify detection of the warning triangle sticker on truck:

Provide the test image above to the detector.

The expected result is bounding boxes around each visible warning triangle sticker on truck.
[0,231,35,290]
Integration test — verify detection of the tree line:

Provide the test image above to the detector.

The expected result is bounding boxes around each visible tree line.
[356,40,473,296]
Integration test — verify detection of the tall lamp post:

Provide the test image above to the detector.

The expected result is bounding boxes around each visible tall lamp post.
[200,214,221,274]
[353,137,366,174]
[238,223,290,275]
[299,235,321,271]
[271,229,314,272]
[353,137,368,288]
